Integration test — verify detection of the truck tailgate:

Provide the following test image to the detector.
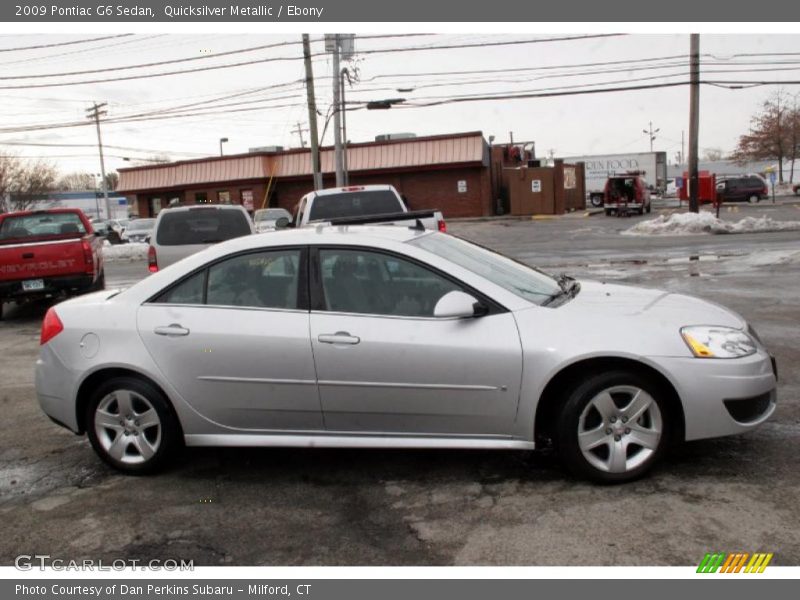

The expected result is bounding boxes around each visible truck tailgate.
[0,238,86,282]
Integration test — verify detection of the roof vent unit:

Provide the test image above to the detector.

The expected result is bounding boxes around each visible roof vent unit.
[249,146,284,153]
[374,133,417,142]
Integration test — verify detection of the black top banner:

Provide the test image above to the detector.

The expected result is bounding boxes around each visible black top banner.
[2,0,799,22]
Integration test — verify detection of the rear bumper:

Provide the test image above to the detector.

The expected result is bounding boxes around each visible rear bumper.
[0,273,94,300]
[653,351,777,441]
[35,344,81,433]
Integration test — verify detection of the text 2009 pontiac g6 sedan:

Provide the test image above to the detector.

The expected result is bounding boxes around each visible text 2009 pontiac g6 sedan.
[35,226,777,482]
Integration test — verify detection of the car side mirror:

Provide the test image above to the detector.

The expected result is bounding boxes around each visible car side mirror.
[275,216,290,229]
[433,291,487,319]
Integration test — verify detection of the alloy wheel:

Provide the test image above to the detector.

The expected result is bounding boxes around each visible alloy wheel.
[577,385,663,474]
[94,389,162,465]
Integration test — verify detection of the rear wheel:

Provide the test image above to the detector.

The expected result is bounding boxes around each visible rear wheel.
[590,195,604,208]
[748,195,760,204]
[556,370,672,483]
[85,376,180,474]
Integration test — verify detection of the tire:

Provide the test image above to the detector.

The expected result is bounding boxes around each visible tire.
[590,195,604,208]
[645,203,652,214]
[748,195,760,204]
[85,376,180,474]
[91,270,106,292]
[107,231,121,245]
[555,370,673,483]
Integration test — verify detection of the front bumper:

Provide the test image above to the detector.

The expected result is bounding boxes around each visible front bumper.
[654,351,777,441]
[35,344,81,434]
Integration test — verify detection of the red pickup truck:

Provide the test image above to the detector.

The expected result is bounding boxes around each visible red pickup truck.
[0,208,104,319]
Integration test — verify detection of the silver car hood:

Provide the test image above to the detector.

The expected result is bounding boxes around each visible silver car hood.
[563,280,745,328]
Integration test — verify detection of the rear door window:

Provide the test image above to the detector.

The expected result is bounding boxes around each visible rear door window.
[156,209,251,246]
[207,250,301,309]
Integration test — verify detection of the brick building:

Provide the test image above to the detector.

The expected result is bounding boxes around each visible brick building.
[118,131,493,219]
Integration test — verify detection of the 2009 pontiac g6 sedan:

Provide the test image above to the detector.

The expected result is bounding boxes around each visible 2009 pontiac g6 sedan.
[35,225,777,482]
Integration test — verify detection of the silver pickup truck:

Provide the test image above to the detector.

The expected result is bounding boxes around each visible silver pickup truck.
[292,185,447,232]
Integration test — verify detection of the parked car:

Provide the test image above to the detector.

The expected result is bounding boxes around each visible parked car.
[120,218,155,244]
[147,204,254,272]
[716,176,768,204]
[603,174,652,215]
[253,208,293,233]
[0,208,104,320]
[90,219,122,245]
[293,184,446,231]
[35,224,776,482]
[663,178,678,198]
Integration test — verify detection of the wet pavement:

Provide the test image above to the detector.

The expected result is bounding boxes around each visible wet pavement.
[1,201,798,566]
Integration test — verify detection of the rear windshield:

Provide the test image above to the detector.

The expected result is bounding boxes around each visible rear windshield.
[156,209,251,246]
[308,190,403,222]
[0,212,86,243]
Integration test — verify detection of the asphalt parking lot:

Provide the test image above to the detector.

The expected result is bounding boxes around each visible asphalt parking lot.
[1,199,798,566]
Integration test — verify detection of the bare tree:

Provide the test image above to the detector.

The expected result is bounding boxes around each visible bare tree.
[702,147,724,162]
[57,171,97,191]
[732,90,796,183]
[0,152,57,212]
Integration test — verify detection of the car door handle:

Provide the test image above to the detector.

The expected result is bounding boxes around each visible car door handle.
[318,332,360,345]
[154,324,190,337]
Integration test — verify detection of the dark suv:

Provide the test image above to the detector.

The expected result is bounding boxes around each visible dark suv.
[717,176,768,203]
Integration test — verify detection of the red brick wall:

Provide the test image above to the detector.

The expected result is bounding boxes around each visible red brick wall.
[128,166,491,219]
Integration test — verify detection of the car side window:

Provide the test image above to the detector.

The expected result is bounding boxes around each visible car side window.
[155,271,205,305]
[318,249,462,317]
[207,249,300,310]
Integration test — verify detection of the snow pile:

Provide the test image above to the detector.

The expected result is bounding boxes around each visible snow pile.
[102,243,148,261]
[624,212,800,236]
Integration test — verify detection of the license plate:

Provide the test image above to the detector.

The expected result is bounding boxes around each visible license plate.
[22,279,45,291]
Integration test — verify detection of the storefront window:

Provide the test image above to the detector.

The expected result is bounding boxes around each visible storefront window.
[218,190,231,204]
[195,192,209,204]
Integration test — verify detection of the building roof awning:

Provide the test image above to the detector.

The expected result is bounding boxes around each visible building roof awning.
[118,132,486,193]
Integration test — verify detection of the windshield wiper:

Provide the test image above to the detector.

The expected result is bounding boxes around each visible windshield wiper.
[542,273,581,306]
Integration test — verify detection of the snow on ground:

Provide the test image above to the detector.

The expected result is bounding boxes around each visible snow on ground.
[102,242,148,261]
[623,211,800,236]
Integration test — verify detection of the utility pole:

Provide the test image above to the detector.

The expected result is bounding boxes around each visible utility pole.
[86,102,110,220]
[681,130,685,165]
[292,122,307,148]
[688,34,700,213]
[340,68,350,185]
[331,34,344,186]
[643,121,660,152]
[302,34,323,190]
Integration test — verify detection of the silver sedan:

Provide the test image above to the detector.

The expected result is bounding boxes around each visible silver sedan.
[35,226,777,482]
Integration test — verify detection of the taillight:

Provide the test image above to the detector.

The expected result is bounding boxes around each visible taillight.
[147,246,158,272]
[437,219,447,233]
[40,308,64,345]
[81,238,94,273]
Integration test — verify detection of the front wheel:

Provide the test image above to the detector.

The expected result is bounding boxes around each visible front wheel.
[590,195,604,207]
[556,371,672,483]
[748,195,760,204]
[86,376,180,474]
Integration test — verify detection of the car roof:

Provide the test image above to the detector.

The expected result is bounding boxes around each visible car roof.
[158,204,248,214]
[310,184,395,197]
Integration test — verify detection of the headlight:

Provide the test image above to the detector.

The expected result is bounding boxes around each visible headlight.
[681,326,757,359]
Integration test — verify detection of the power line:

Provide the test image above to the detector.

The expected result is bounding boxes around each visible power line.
[0,34,134,53]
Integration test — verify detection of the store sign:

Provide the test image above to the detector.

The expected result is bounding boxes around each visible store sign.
[531,179,542,193]
[457,180,467,193]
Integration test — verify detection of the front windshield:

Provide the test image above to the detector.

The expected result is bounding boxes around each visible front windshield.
[408,233,562,306]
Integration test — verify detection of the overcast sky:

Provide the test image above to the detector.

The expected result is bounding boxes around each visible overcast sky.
[0,33,798,178]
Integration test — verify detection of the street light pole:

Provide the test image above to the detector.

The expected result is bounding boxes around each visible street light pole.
[219,137,229,157]
[643,121,660,153]
[302,34,323,190]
